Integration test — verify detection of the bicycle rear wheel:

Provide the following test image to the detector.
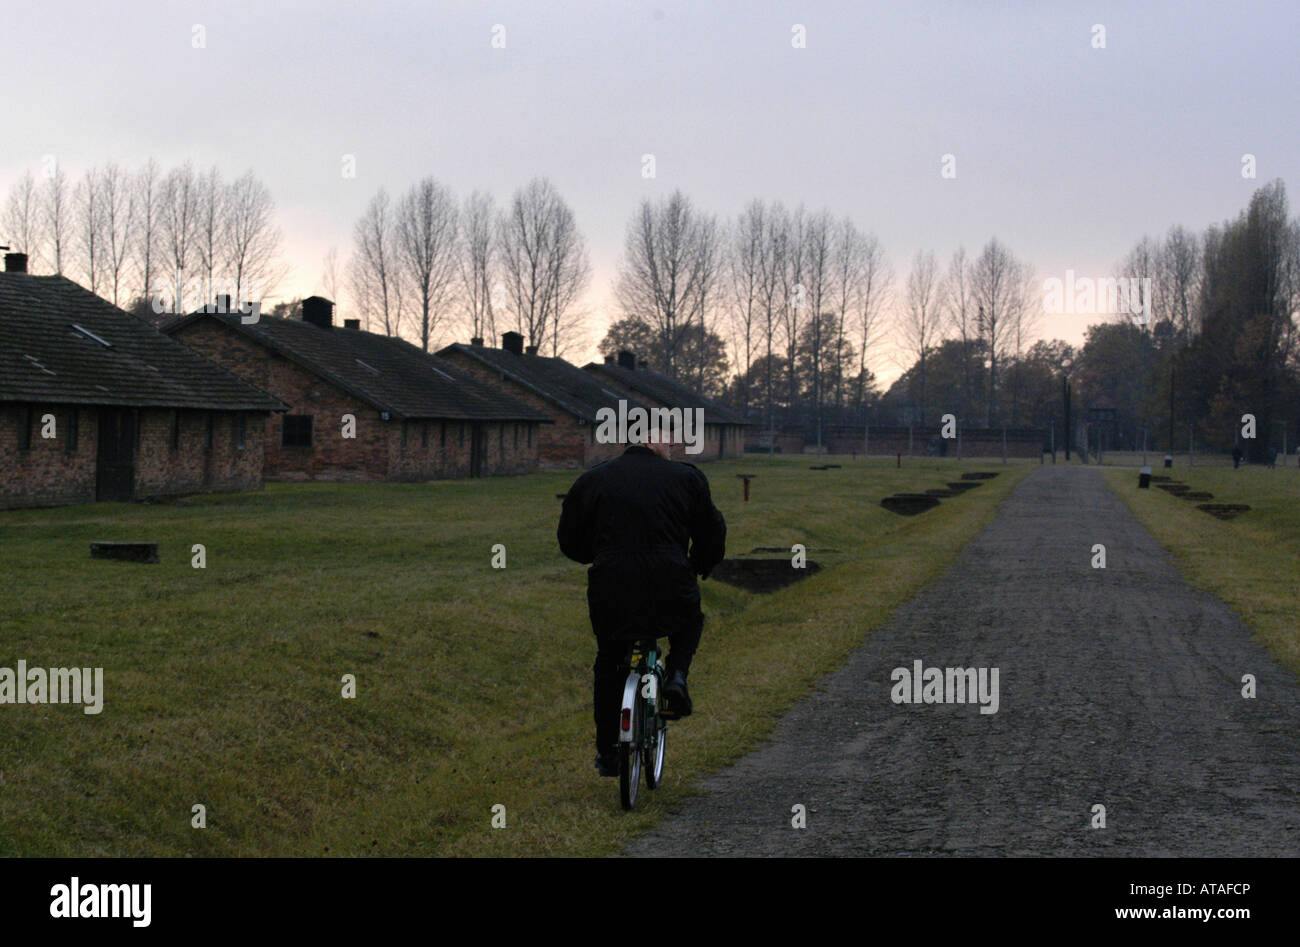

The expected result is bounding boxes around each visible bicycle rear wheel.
[619,693,643,810]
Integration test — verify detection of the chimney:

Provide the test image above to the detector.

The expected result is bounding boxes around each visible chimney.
[617,350,636,370]
[501,331,524,355]
[604,354,615,364]
[470,336,484,347]
[212,294,232,313]
[4,252,28,274]
[301,296,334,329]
[343,318,360,330]
[525,344,538,355]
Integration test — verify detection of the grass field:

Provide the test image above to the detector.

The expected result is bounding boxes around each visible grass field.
[1103,464,1300,678]
[0,455,1031,856]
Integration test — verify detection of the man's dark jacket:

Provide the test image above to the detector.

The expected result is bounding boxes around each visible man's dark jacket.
[557,446,727,640]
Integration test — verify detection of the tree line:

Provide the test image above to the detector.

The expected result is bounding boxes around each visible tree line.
[347,177,590,357]
[9,161,1296,457]
[878,180,1300,462]
[3,161,285,312]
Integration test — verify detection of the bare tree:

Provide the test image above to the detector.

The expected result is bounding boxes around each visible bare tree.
[72,167,104,294]
[3,170,43,269]
[99,163,136,306]
[854,232,892,414]
[43,161,70,275]
[161,162,199,291]
[615,190,718,376]
[194,166,226,303]
[942,247,978,419]
[801,209,834,445]
[897,250,942,424]
[349,189,404,336]
[321,246,341,306]
[223,170,286,305]
[132,159,162,306]
[757,202,789,432]
[396,176,460,351]
[728,200,766,413]
[501,178,590,357]
[827,216,863,410]
[458,190,497,343]
[1116,235,1161,330]
[780,205,808,414]
[691,213,725,389]
[1158,225,1201,343]
[971,238,1032,426]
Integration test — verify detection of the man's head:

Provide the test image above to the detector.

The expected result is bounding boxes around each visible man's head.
[643,417,675,459]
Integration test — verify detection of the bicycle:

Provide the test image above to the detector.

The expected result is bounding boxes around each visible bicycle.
[617,637,669,810]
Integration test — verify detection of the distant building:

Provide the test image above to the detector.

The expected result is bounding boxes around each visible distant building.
[0,253,285,509]
[584,351,750,460]
[167,298,549,481]
[438,333,652,469]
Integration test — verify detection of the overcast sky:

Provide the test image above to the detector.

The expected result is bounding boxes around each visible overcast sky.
[3,0,1297,383]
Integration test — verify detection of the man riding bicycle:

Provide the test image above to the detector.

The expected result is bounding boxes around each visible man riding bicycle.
[557,425,727,777]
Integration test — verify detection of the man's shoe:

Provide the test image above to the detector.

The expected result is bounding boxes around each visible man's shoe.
[594,751,619,777]
[661,669,692,718]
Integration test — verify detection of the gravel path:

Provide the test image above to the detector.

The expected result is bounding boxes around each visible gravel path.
[626,465,1300,856]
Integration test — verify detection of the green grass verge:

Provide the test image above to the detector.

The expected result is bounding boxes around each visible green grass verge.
[0,455,1031,856]
[1102,465,1300,678]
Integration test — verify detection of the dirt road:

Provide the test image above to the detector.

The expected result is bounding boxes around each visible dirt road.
[627,466,1300,856]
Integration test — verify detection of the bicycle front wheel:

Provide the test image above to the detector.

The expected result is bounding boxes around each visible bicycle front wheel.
[644,713,666,789]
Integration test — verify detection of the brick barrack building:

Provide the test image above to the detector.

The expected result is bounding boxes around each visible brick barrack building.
[167,298,549,481]
[0,252,286,509]
[585,351,750,460]
[438,332,656,469]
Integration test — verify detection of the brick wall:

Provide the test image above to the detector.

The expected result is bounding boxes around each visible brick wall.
[133,408,266,496]
[439,349,615,470]
[477,420,542,476]
[575,371,742,465]
[175,320,390,481]
[1,403,265,510]
[383,418,539,479]
[0,403,97,508]
[177,320,541,480]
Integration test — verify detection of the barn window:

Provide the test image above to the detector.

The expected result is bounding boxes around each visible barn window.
[206,413,215,452]
[282,415,313,448]
[235,412,246,451]
[65,409,79,453]
[170,410,181,450]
